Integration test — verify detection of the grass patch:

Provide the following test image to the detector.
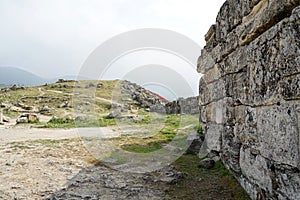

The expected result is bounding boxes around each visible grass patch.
[86,157,102,166]
[40,116,116,128]
[167,154,250,200]
[2,108,19,118]
[197,124,203,135]
[121,141,163,153]
[118,114,196,153]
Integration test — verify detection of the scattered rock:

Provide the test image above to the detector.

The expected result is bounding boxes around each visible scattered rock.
[85,82,96,88]
[40,105,51,112]
[75,114,88,121]
[186,132,203,154]
[108,110,122,119]
[56,79,75,83]
[16,113,39,124]
[3,116,10,123]
[16,116,28,124]
[132,115,145,122]
[59,101,69,108]
[17,102,34,110]
[199,158,215,169]
[97,83,103,88]
[10,84,25,91]
[28,114,39,122]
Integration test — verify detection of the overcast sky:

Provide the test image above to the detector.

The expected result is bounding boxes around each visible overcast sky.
[0,0,225,99]
[0,0,225,77]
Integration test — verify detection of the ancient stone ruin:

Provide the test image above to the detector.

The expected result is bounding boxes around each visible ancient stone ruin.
[165,97,199,115]
[198,0,300,199]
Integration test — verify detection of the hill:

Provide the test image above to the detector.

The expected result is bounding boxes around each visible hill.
[0,67,49,86]
[0,79,168,127]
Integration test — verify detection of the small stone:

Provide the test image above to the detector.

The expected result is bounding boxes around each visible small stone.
[108,110,122,119]
[199,158,215,169]
[16,116,28,124]
[3,116,10,123]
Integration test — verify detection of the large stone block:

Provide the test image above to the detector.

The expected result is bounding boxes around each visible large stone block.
[206,97,234,125]
[199,77,227,106]
[235,106,259,149]
[197,48,216,74]
[200,123,223,153]
[240,0,298,46]
[218,72,249,105]
[221,125,242,174]
[257,102,300,168]
[280,74,300,100]
[240,148,273,193]
[275,165,300,199]
[202,64,221,84]
[218,45,248,76]
[199,105,207,123]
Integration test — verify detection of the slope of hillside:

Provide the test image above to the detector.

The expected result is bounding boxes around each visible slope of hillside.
[0,79,167,127]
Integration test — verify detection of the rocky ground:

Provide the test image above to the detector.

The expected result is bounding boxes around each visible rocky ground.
[0,126,250,200]
[0,80,249,199]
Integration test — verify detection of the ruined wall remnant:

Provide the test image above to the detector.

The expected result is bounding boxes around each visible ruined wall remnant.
[198,0,300,199]
[165,97,199,115]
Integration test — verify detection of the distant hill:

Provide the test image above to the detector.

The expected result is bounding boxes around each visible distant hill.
[0,67,91,86]
[0,67,49,86]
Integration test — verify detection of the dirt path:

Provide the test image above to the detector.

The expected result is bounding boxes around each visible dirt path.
[0,127,121,144]
[0,127,249,200]
[0,127,172,199]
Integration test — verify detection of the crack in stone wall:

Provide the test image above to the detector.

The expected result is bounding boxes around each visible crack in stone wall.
[198,0,300,199]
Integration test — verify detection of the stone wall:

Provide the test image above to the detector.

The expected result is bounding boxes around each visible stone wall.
[197,0,300,199]
[165,96,199,115]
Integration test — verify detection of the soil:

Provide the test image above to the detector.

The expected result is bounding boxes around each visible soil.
[0,127,250,200]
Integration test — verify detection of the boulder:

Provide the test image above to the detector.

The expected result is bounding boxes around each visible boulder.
[40,105,50,112]
[59,101,69,108]
[108,110,122,119]
[199,158,215,169]
[3,116,10,123]
[186,132,203,154]
[97,83,103,88]
[16,117,28,124]
[28,114,38,122]
[16,113,38,123]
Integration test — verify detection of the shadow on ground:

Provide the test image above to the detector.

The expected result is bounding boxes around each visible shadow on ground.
[45,154,250,200]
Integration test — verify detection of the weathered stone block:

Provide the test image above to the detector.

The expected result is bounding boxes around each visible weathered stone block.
[200,123,223,153]
[221,125,242,174]
[198,78,209,106]
[240,148,273,193]
[240,0,298,46]
[275,165,300,199]
[234,106,258,150]
[199,105,207,123]
[219,45,247,76]
[280,75,300,100]
[221,72,249,105]
[197,49,216,74]
[212,98,234,125]
[202,64,221,84]
[257,102,299,168]
[199,77,227,106]
[205,24,216,42]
